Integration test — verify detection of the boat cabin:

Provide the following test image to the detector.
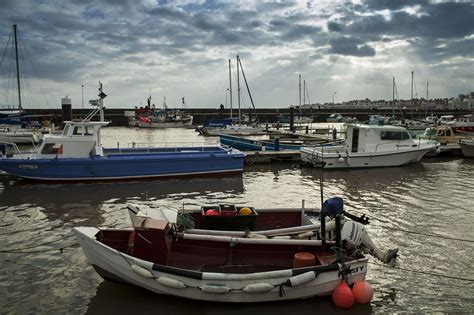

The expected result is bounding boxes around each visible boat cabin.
[37,120,110,158]
[439,115,455,124]
[417,125,458,145]
[344,124,414,153]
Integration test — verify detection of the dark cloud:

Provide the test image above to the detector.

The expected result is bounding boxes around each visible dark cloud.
[363,0,429,11]
[327,21,343,32]
[330,37,376,57]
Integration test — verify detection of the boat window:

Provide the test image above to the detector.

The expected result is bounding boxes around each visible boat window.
[62,125,70,136]
[446,129,452,136]
[73,126,83,135]
[84,126,93,135]
[380,131,410,141]
[41,143,62,154]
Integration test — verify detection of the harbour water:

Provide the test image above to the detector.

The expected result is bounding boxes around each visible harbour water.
[1,126,473,314]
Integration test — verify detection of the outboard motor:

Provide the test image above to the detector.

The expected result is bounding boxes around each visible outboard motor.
[341,221,398,264]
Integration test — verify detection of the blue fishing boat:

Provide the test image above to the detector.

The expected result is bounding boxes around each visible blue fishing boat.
[0,83,245,181]
[220,134,343,151]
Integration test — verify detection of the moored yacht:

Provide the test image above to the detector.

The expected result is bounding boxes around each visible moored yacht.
[300,124,437,169]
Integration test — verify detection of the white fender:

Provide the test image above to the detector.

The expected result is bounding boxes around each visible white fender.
[296,231,314,239]
[286,271,316,287]
[200,284,232,293]
[157,276,186,289]
[131,264,154,279]
[242,283,274,293]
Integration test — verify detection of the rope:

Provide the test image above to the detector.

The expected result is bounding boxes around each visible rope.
[0,234,76,253]
[369,260,474,282]
[347,208,474,243]
[371,224,474,243]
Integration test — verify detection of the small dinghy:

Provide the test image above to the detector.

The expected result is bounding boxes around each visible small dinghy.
[75,198,397,302]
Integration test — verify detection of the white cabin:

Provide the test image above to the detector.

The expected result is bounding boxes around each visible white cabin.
[36,120,110,158]
[344,124,416,153]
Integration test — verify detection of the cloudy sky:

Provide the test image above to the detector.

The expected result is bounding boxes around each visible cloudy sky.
[0,0,473,109]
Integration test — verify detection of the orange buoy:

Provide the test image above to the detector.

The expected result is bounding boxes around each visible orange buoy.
[332,280,354,308]
[352,281,374,304]
[292,252,316,268]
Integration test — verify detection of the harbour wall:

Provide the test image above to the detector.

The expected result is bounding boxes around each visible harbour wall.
[25,107,471,126]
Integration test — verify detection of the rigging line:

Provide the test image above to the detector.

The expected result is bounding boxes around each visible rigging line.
[370,224,474,243]
[369,260,474,282]
[0,27,13,67]
[0,242,80,255]
[19,35,47,108]
[0,234,76,253]
[346,207,474,243]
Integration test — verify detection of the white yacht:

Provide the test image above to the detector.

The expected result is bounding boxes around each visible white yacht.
[300,124,437,169]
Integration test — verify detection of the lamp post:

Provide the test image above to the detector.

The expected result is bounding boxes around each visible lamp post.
[332,91,337,106]
[81,84,84,112]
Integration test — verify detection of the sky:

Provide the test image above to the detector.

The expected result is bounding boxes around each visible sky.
[0,0,473,109]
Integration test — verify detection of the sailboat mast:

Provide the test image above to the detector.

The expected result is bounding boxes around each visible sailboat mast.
[298,74,301,106]
[303,80,306,106]
[237,55,241,124]
[13,24,22,110]
[392,77,395,117]
[228,59,233,119]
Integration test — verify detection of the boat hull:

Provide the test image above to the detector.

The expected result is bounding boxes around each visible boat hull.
[301,146,433,169]
[0,148,245,181]
[74,227,367,303]
[137,117,193,128]
[459,141,474,157]
[220,134,302,151]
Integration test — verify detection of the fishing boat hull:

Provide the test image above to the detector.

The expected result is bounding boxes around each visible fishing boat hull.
[301,146,434,169]
[74,227,367,303]
[459,140,474,157]
[137,117,193,128]
[0,147,245,181]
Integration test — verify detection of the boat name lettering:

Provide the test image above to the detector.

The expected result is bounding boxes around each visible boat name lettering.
[18,164,38,170]
[339,265,364,277]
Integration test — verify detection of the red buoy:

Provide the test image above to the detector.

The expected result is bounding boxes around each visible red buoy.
[352,281,374,304]
[332,280,354,308]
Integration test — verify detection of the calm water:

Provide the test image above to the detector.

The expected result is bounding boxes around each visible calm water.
[1,127,473,314]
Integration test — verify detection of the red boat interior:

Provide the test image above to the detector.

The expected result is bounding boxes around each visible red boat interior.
[97,215,341,273]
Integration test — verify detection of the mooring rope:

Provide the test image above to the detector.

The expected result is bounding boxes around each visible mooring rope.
[369,260,474,282]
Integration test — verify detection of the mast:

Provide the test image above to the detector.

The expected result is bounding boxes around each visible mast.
[303,79,306,106]
[392,77,395,118]
[298,74,301,107]
[237,55,241,124]
[13,24,22,110]
[228,59,233,119]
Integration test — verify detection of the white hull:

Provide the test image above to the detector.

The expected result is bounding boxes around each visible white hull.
[0,131,42,144]
[459,141,474,157]
[74,227,367,303]
[301,146,433,168]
